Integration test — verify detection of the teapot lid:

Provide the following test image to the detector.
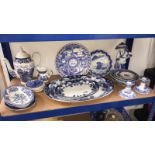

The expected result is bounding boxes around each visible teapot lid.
[15,47,31,59]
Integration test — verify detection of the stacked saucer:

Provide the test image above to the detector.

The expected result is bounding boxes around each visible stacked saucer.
[110,69,139,84]
[3,86,35,111]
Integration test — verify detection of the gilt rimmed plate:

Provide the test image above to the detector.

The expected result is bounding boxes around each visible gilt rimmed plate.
[3,86,35,108]
[56,43,91,77]
[91,50,112,75]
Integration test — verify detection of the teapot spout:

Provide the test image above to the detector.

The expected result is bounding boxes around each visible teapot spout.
[3,58,17,78]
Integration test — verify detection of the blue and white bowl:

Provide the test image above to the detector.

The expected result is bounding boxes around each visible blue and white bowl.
[3,86,35,109]
[26,79,45,92]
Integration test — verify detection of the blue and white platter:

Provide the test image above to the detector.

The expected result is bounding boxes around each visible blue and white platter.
[3,86,35,109]
[44,76,114,102]
[26,79,45,92]
[91,50,112,76]
[56,43,91,77]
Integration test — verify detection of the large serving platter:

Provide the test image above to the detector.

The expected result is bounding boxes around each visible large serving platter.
[3,86,35,109]
[110,69,139,84]
[44,76,114,102]
[56,43,91,77]
[91,50,112,76]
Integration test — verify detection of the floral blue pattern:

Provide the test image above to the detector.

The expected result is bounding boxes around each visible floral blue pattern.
[44,75,114,102]
[56,43,91,77]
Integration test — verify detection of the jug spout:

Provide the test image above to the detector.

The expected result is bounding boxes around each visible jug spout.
[3,58,17,78]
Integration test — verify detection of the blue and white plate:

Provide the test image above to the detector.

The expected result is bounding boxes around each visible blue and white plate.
[91,50,112,76]
[3,86,35,108]
[56,43,91,77]
[26,79,45,92]
[110,69,139,84]
[55,78,99,100]
[44,76,114,102]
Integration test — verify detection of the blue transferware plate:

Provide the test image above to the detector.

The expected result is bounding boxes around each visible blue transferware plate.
[55,78,99,100]
[134,86,151,95]
[91,50,112,76]
[3,86,35,108]
[44,76,114,102]
[4,98,36,111]
[56,43,91,77]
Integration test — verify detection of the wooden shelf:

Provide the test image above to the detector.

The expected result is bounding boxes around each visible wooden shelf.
[0,75,155,120]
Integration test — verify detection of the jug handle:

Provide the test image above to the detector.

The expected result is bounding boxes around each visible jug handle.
[31,52,41,67]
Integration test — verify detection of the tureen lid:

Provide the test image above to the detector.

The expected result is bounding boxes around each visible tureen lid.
[15,47,31,59]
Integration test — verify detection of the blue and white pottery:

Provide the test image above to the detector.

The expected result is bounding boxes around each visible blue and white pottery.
[56,43,91,77]
[44,75,114,102]
[3,86,35,108]
[4,99,36,111]
[134,77,151,94]
[119,81,136,99]
[26,79,45,92]
[91,50,112,76]
[37,66,53,83]
[3,48,40,84]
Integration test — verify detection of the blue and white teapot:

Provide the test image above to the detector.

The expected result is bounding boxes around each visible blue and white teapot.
[3,48,40,84]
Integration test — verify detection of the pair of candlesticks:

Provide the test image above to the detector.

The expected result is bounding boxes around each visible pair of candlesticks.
[119,77,151,99]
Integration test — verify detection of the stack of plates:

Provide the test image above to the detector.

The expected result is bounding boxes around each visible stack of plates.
[110,69,139,84]
[44,76,114,102]
[3,86,35,111]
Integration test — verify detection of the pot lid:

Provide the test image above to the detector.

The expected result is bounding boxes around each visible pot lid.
[15,48,31,59]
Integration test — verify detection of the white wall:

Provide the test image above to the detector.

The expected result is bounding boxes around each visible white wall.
[9,39,125,76]
[129,38,155,75]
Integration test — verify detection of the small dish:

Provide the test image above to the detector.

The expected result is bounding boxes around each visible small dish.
[3,86,35,108]
[26,79,45,92]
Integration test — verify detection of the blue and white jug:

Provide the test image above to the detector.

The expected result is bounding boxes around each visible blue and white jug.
[3,48,40,84]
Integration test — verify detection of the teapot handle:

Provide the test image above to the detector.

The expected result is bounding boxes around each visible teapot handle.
[31,52,41,67]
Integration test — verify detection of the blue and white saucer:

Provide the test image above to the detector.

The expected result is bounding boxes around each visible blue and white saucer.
[3,86,35,109]
[26,79,45,92]
[134,86,151,95]
[91,50,112,76]
[56,43,91,77]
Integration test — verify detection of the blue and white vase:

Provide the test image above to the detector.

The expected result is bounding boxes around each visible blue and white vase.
[3,48,40,84]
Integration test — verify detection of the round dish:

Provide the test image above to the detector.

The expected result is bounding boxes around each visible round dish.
[91,50,112,76]
[3,86,35,108]
[56,43,91,77]
[26,79,45,92]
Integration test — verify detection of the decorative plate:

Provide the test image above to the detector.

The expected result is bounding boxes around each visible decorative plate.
[3,86,35,108]
[55,78,99,100]
[91,50,112,75]
[110,69,139,84]
[56,43,91,77]
[44,76,114,102]
[4,99,35,111]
